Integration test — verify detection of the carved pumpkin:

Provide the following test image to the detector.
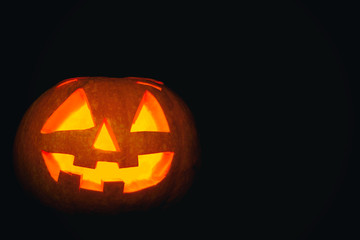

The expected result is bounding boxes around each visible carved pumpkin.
[14,77,199,213]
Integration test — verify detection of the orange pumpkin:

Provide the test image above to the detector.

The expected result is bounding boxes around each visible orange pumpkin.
[14,77,199,213]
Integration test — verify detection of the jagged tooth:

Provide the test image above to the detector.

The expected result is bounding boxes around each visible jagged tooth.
[103,181,125,194]
[58,171,81,191]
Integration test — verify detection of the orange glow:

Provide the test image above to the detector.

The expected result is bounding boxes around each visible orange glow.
[41,151,174,193]
[127,77,164,85]
[56,78,78,88]
[147,79,164,85]
[41,88,95,133]
[136,81,162,91]
[92,118,120,152]
[130,90,170,132]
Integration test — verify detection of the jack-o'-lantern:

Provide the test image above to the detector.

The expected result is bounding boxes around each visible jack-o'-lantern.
[14,77,199,213]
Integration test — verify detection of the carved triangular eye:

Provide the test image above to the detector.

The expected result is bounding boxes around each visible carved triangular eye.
[130,90,170,132]
[41,88,95,133]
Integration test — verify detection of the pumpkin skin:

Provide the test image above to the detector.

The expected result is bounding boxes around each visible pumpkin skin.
[14,77,199,213]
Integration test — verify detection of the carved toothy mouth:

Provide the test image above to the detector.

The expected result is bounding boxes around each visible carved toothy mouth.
[41,151,174,193]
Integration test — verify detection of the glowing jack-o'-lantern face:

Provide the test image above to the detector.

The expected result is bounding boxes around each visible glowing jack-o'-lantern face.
[40,87,173,193]
[14,77,198,212]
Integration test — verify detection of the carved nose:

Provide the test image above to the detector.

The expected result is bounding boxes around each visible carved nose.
[92,118,120,152]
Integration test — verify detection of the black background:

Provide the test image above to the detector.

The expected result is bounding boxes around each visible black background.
[3,1,359,239]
